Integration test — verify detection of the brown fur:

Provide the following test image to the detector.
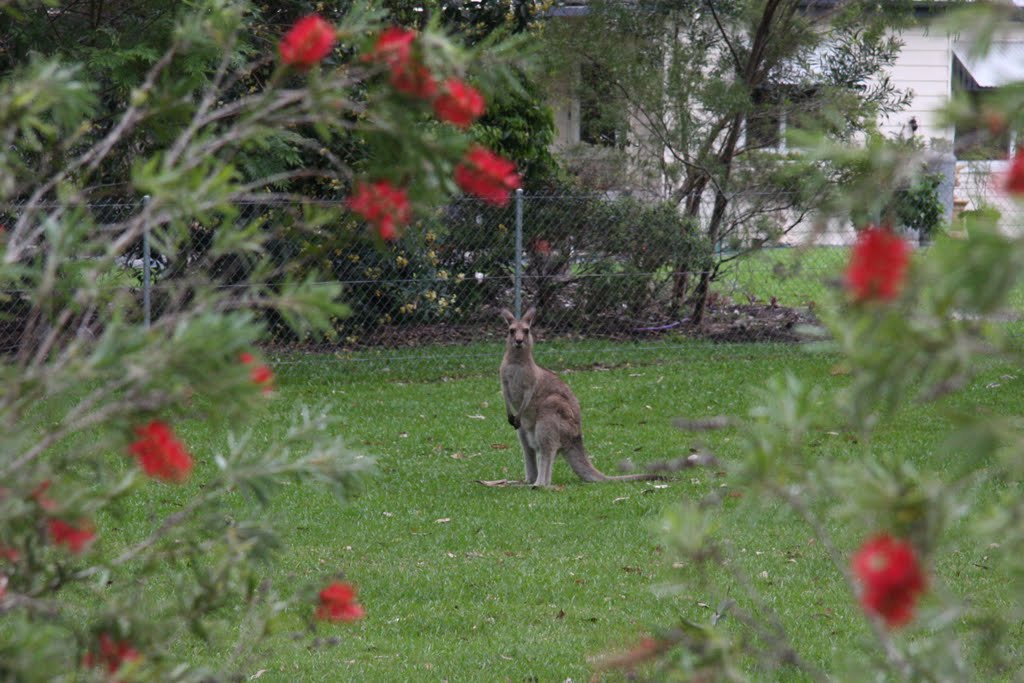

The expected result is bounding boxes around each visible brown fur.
[499,307,661,486]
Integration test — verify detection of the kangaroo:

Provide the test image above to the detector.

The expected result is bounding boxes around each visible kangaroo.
[499,306,662,486]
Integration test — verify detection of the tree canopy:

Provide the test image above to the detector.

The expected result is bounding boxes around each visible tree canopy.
[542,0,914,320]
[0,0,561,193]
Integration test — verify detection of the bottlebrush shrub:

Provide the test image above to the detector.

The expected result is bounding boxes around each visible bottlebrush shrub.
[609,60,1024,683]
[0,3,522,681]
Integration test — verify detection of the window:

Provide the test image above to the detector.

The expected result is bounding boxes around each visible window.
[579,62,626,148]
[746,105,784,150]
[953,91,1014,161]
[745,87,823,152]
[952,45,1019,160]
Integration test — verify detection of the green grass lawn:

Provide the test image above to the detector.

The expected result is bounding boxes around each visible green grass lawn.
[715,243,1024,316]
[714,246,847,307]
[62,332,1023,681]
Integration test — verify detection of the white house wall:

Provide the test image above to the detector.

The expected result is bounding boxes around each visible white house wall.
[877,24,954,144]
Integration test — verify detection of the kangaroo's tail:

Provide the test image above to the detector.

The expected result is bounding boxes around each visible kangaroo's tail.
[564,439,663,483]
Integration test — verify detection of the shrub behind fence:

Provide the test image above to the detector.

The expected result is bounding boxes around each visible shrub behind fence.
[4,191,1024,374]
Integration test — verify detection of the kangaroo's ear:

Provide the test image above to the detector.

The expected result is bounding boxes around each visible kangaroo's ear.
[500,308,515,324]
[522,307,537,325]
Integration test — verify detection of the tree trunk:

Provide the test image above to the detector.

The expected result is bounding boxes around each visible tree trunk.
[690,184,731,326]
[687,0,787,327]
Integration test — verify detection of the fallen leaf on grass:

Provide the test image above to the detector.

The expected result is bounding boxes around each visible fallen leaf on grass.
[467,414,486,420]
[450,452,465,460]
[490,443,510,450]
[435,518,451,524]
[556,609,566,619]
[613,497,629,504]
[249,670,268,681]
[475,479,521,487]
[830,363,850,376]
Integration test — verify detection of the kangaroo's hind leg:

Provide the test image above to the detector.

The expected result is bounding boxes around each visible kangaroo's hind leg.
[518,428,538,485]
[531,421,559,487]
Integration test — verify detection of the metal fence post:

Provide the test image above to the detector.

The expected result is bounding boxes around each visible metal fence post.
[936,152,957,226]
[514,188,524,318]
[142,195,152,329]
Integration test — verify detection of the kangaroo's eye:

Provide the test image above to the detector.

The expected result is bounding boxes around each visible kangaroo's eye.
[509,328,515,335]
[523,328,530,334]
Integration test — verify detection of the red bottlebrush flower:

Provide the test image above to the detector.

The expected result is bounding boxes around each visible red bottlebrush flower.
[1004,147,1024,195]
[852,534,927,628]
[0,546,19,563]
[347,180,412,241]
[532,238,552,256]
[31,480,57,512]
[316,581,365,622]
[844,226,910,302]
[454,146,522,206]
[83,633,140,674]
[279,14,336,68]
[390,62,438,100]
[128,421,194,483]
[361,27,436,100]
[48,518,95,554]
[433,78,486,128]
[240,351,274,394]
[363,26,416,69]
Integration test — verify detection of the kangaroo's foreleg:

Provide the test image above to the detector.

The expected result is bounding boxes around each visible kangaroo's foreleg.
[501,381,520,429]
[518,429,538,484]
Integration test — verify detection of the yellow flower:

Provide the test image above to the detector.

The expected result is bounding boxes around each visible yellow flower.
[438,270,449,280]
[425,231,437,244]
[427,250,438,266]
[396,255,409,268]
[424,290,437,302]
[348,253,361,263]
[455,273,466,283]
[439,298,449,308]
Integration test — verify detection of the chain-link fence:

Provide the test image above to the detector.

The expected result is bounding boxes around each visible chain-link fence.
[3,188,1024,377]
